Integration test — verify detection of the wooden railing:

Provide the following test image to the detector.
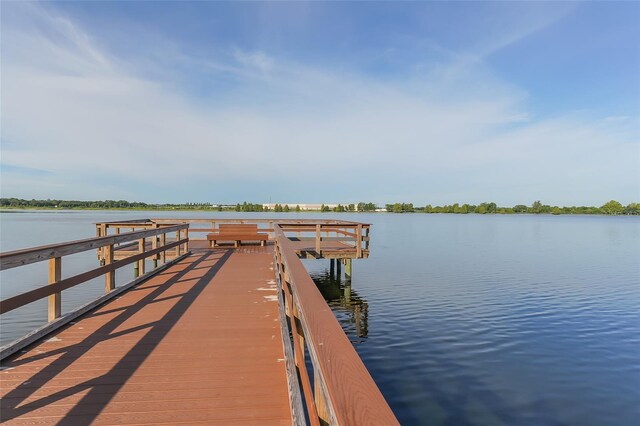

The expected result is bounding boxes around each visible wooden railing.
[278,222,370,258]
[273,224,398,425]
[95,221,189,264]
[0,224,190,359]
[95,219,370,259]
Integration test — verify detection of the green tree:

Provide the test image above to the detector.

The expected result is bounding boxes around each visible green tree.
[475,204,487,214]
[283,204,290,212]
[530,200,542,214]
[601,200,623,215]
[624,203,639,215]
[295,204,301,212]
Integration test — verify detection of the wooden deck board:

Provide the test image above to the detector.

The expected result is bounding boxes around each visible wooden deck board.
[0,248,292,425]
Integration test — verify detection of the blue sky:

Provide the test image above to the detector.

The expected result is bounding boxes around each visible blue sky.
[1,1,638,206]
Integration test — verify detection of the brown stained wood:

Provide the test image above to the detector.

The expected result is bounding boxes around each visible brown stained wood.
[274,225,398,426]
[0,249,292,425]
[275,264,305,426]
[47,257,61,322]
[104,245,115,293]
[138,238,146,275]
[0,253,191,361]
[0,240,185,315]
[0,224,187,271]
[284,283,320,426]
[160,233,167,264]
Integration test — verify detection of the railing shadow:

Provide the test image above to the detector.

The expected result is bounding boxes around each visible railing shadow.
[0,249,231,423]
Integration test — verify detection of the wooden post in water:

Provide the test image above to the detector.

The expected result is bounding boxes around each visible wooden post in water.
[344,258,352,280]
[336,259,341,279]
[48,257,62,322]
[330,259,335,278]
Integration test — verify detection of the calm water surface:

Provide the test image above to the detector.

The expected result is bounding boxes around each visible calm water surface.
[1,210,639,425]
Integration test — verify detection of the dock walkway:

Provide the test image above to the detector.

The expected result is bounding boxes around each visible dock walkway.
[0,219,398,425]
[1,248,292,425]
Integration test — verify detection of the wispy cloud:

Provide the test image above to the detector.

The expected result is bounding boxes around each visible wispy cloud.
[1,2,638,205]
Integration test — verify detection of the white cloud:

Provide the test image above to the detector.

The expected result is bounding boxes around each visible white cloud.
[1,3,638,205]
[604,116,629,122]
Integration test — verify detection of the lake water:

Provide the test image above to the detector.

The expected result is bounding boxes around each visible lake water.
[1,210,639,425]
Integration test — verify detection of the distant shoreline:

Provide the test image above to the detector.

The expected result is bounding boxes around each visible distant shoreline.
[1,198,637,215]
[1,207,638,216]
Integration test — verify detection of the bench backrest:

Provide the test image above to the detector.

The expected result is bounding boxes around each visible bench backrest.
[218,224,259,234]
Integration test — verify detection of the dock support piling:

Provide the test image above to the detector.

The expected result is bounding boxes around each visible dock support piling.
[344,280,351,304]
[336,260,341,278]
[330,259,335,277]
[344,258,352,280]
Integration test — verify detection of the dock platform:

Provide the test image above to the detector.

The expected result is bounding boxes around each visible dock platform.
[0,219,397,425]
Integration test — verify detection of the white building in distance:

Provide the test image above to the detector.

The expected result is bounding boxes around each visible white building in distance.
[262,203,353,211]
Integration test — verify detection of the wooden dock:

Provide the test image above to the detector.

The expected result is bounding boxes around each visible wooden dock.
[0,219,397,425]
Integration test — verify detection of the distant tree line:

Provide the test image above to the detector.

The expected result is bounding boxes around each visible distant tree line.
[0,198,226,210]
[235,202,265,212]
[2,198,637,215]
[386,200,639,215]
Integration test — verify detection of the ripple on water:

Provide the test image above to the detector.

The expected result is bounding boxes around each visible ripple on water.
[312,215,640,425]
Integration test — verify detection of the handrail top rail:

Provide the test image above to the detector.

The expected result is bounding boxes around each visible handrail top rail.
[272,224,396,424]
[0,224,188,271]
[98,218,371,226]
[94,218,152,225]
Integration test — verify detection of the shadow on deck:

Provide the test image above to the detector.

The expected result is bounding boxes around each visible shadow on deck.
[1,249,292,425]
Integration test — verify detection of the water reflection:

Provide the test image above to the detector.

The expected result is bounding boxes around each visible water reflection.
[310,269,368,344]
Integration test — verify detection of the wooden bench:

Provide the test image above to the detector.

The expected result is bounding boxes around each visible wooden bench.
[207,224,268,248]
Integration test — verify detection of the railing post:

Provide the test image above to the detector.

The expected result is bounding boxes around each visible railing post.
[314,374,331,425]
[293,301,305,362]
[48,257,61,322]
[356,224,362,258]
[160,232,167,264]
[183,227,189,253]
[315,224,321,256]
[104,244,115,292]
[138,238,146,275]
[365,226,370,250]
[152,224,158,269]
[175,230,181,257]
